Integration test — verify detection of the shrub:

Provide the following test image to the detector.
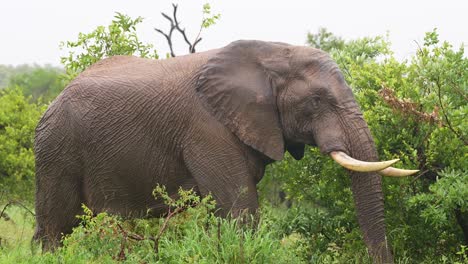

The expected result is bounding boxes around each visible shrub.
[261,28,467,262]
[47,187,303,263]
[0,87,45,202]
[7,67,64,103]
[60,13,159,80]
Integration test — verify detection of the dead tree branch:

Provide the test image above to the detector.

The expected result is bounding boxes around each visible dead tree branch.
[154,4,203,57]
[0,200,35,221]
[154,9,177,57]
[152,206,184,254]
[115,205,185,257]
[379,87,441,125]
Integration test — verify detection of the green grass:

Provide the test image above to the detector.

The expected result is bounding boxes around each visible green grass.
[1,199,466,263]
[0,192,306,264]
[0,204,42,263]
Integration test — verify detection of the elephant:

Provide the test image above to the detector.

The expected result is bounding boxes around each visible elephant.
[33,40,417,262]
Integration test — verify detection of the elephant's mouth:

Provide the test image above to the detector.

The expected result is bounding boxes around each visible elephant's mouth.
[329,151,419,177]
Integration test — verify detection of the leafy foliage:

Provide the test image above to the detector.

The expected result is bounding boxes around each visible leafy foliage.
[261,28,467,262]
[60,13,158,80]
[1,188,304,263]
[7,66,64,102]
[0,88,45,201]
[307,27,345,53]
[201,3,221,29]
[409,169,467,229]
[0,65,47,89]
[0,5,466,261]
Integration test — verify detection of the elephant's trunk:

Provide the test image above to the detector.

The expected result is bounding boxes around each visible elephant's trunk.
[350,172,393,263]
[345,119,394,263]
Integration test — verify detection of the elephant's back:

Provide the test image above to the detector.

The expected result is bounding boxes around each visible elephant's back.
[61,52,214,126]
[34,52,219,216]
[42,52,216,163]
[79,51,216,94]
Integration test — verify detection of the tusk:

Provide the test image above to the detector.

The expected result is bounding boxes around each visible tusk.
[378,167,419,177]
[330,151,399,172]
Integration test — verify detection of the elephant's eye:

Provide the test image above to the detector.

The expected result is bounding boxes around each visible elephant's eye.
[310,96,321,109]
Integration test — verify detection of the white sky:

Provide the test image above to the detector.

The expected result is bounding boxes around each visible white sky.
[1,0,466,66]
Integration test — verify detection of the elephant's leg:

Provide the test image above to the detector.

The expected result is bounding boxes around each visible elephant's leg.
[34,155,83,251]
[183,143,262,218]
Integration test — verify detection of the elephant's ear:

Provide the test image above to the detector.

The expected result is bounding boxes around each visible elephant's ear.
[286,143,305,160]
[196,40,289,161]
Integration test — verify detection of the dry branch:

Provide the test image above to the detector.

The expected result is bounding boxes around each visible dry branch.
[0,200,35,221]
[379,87,441,125]
[115,205,185,258]
[154,3,203,57]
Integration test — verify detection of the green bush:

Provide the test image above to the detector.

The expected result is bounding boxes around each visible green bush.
[1,9,466,262]
[263,28,467,263]
[7,67,64,103]
[0,87,45,202]
[60,12,159,80]
[59,188,302,263]
[1,187,305,263]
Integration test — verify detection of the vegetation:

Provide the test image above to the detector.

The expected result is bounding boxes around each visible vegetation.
[6,67,63,102]
[0,88,45,201]
[263,28,467,262]
[60,13,159,80]
[0,7,466,263]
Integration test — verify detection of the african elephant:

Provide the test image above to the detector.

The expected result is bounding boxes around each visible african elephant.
[34,40,416,262]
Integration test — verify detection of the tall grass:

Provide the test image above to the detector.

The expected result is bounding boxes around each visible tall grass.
[0,189,305,263]
[0,189,466,263]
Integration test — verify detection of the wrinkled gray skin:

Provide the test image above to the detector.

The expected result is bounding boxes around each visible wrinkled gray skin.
[34,40,392,263]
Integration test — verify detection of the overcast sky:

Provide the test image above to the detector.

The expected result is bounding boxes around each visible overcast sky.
[1,0,466,66]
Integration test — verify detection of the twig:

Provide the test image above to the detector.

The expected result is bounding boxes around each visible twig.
[115,223,147,260]
[192,23,204,53]
[413,40,423,55]
[1,200,35,221]
[153,206,184,254]
[0,202,10,220]
[217,219,221,253]
[154,4,203,57]
[115,206,185,256]
[434,77,467,145]
[154,11,176,57]
[409,169,430,185]
[239,227,244,264]
[116,224,128,261]
[379,86,441,125]
[172,4,195,53]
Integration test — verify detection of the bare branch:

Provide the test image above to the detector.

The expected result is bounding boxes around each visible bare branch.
[0,200,35,220]
[379,87,441,125]
[413,40,423,55]
[115,205,185,256]
[154,9,176,58]
[153,206,184,254]
[0,202,11,220]
[192,37,203,52]
[154,3,203,57]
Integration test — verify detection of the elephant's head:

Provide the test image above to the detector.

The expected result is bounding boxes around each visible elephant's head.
[196,40,416,263]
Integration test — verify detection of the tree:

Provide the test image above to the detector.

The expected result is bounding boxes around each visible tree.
[61,3,220,79]
[154,3,220,57]
[0,64,41,89]
[60,13,158,80]
[0,87,45,201]
[307,27,345,53]
[7,66,63,102]
[263,28,467,262]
